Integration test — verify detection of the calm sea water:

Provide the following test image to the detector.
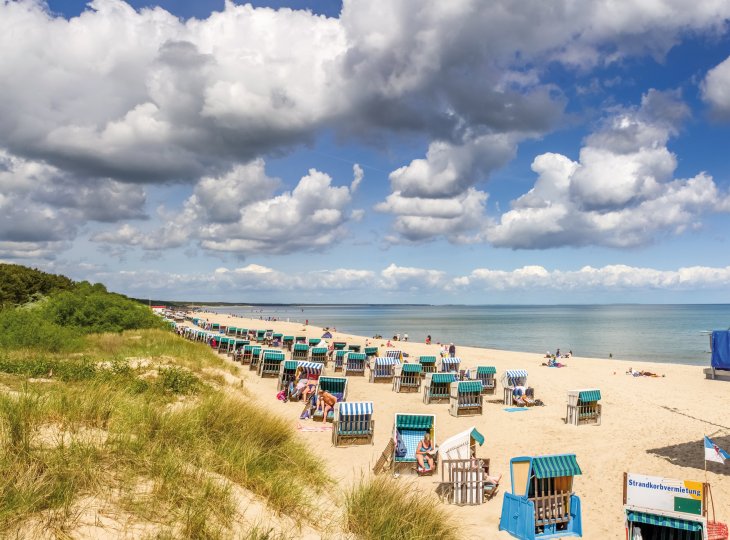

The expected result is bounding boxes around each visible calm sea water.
[204,304,730,366]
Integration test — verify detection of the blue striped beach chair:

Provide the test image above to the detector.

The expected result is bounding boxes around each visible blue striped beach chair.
[248,346,263,371]
[440,356,461,373]
[364,346,379,359]
[419,355,437,375]
[278,360,323,392]
[259,349,285,378]
[423,373,456,404]
[501,369,528,405]
[386,349,403,361]
[393,413,436,475]
[292,343,309,361]
[344,352,366,377]
[393,363,423,393]
[449,381,483,416]
[474,366,497,394]
[310,346,328,365]
[334,350,347,372]
[370,357,400,383]
[332,401,374,446]
[312,376,347,422]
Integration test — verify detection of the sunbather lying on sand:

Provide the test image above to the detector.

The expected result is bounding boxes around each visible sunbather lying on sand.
[626,367,663,377]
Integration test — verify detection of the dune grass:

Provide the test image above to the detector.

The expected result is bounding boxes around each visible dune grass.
[0,329,330,537]
[344,475,459,540]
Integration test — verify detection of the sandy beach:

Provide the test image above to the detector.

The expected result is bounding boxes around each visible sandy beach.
[187,311,730,539]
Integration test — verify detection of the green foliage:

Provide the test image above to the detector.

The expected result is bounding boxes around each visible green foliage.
[344,476,459,540]
[42,282,162,334]
[156,367,200,395]
[0,263,74,309]
[0,307,82,352]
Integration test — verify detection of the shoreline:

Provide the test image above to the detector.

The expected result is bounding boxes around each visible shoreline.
[184,310,730,539]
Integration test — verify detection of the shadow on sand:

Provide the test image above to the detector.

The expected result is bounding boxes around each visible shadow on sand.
[647,434,730,477]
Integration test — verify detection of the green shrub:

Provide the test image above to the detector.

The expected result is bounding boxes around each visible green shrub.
[157,367,200,395]
[0,308,82,352]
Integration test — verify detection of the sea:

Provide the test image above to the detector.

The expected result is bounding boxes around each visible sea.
[202,304,730,366]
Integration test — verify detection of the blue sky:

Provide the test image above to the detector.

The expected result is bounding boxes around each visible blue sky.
[2,0,730,303]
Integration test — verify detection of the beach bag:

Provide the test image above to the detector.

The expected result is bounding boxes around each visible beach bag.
[276,390,286,401]
[395,434,407,458]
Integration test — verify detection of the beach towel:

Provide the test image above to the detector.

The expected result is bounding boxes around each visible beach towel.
[504,408,530,413]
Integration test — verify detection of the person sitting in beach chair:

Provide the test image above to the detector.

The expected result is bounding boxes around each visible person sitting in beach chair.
[316,389,337,423]
[416,432,436,472]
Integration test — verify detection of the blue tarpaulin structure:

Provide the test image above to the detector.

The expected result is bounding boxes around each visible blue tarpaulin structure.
[711,330,730,371]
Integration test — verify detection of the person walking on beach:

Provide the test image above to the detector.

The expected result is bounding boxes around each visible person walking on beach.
[403,333,408,342]
[448,343,456,357]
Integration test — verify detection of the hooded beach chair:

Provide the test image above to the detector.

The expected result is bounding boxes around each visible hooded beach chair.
[501,369,529,405]
[219,325,227,334]
[333,341,347,351]
[440,357,461,373]
[344,352,366,376]
[255,329,266,343]
[386,349,404,361]
[419,355,437,375]
[278,360,322,392]
[308,338,321,347]
[283,336,294,351]
[393,363,423,393]
[423,373,457,404]
[333,349,347,372]
[272,333,283,346]
[259,349,285,378]
[234,340,250,362]
[295,335,306,344]
[364,346,379,359]
[348,344,361,352]
[216,336,229,352]
[211,323,220,332]
[292,343,309,361]
[449,381,483,417]
[248,346,263,371]
[332,401,374,447]
[393,413,436,475]
[310,346,328,366]
[311,376,348,422]
[227,326,237,336]
[499,454,583,540]
[439,427,496,505]
[474,366,497,394]
[566,389,601,426]
[370,357,400,383]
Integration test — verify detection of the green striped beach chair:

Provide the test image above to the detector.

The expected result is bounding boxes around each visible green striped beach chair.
[370,357,400,383]
[227,326,237,336]
[295,336,306,344]
[393,363,423,393]
[474,366,497,394]
[423,373,456,404]
[364,346,379,359]
[344,352,366,376]
[292,343,309,361]
[348,344,361,353]
[332,401,374,446]
[334,349,347,372]
[333,341,347,351]
[248,346,263,371]
[419,355,437,375]
[283,336,294,351]
[308,338,321,347]
[393,413,436,475]
[259,349,285,378]
[233,340,250,362]
[566,389,601,426]
[255,329,266,343]
[310,346,328,365]
[312,376,347,422]
[449,381,483,416]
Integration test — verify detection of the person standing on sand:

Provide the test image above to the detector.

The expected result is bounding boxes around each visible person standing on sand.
[448,343,456,358]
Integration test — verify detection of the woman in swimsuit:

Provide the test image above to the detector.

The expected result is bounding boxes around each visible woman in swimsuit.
[416,432,435,470]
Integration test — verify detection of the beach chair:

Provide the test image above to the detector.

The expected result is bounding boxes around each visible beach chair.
[332,401,374,446]
[370,357,400,383]
[348,344,361,352]
[473,366,497,394]
[308,338,321,347]
[393,413,436,475]
[278,360,322,392]
[248,346,263,371]
[566,389,601,426]
[255,330,266,343]
[231,339,246,358]
[310,346,328,366]
[311,376,348,422]
[211,323,220,332]
[393,363,423,393]
[501,369,528,406]
[439,427,496,505]
[344,352,367,376]
[449,381,483,417]
[219,325,227,334]
[364,346,379,359]
[271,333,283,346]
[440,357,461,373]
[423,373,456,404]
[295,335,306,344]
[239,344,253,364]
[258,349,285,378]
[216,336,228,353]
[386,349,404,361]
[226,326,237,336]
[292,343,309,361]
[499,454,583,540]
[333,341,347,351]
[333,350,347,372]
[419,355,437,375]
[283,336,294,351]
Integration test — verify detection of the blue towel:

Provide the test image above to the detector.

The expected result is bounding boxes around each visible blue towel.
[504,407,530,413]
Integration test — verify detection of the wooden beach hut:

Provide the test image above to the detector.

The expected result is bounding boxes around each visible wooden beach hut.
[566,389,602,426]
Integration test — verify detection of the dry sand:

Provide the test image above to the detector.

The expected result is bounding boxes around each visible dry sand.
[190,312,730,539]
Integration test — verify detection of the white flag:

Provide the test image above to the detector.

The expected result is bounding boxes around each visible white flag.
[704,436,728,464]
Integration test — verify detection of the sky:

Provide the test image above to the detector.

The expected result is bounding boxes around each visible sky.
[2,0,730,304]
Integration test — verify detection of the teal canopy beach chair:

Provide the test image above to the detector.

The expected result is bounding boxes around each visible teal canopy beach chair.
[449,381,483,417]
[248,346,263,370]
[292,343,309,361]
[393,413,436,475]
[310,346,328,365]
[334,349,347,372]
[364,346,379,358]
[473,366,497,394]
[419,355,437,375]
[423,373,456,404]
[566,389,601,426]
[393,363,423,393]
[259,349,285,378]
[311,376,348,422]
